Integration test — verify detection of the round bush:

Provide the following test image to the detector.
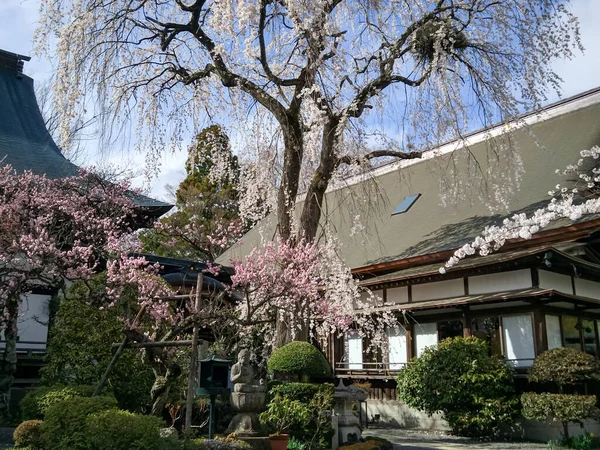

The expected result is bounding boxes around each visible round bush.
[41,395,118,450]
[397,336,518,437]
[13,420,43,448]
[528,347,600,386]
[267,341,331,380]
[84,409,167,450]
[20,384,98,421]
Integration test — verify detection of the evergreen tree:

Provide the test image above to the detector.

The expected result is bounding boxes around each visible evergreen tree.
[140,125,244,261]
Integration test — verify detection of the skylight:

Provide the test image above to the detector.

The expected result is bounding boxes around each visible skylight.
[392,193,421,215]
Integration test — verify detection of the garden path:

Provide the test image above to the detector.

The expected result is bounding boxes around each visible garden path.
[363,429,547,449]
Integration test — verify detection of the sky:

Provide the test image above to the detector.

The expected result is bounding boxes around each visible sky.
[0,0,599,202]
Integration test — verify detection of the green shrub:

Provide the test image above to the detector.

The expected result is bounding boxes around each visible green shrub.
[20,384,97,420]
[84,409,168,450]
[269,382,334,403]
[267,341,331,380]
[13,420,43,449]
[267,383,334,449]
[287,437,306,450]
[259,395,311,435]
[41,395,118,450]
[528,348,600,386]
[522,393,599,425]
[397,336,518,437]
[524,347,600,438]
[549,432,600,450]
[41,276,154,412]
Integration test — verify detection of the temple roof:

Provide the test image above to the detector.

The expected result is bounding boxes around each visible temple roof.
[0,49,172,217]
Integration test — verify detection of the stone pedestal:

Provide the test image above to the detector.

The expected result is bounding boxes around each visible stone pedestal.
[225,389,266,436]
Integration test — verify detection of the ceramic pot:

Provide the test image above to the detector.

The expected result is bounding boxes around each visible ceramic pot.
[269,434,289,450]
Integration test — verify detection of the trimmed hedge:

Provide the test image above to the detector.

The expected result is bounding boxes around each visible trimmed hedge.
[20,384,98,421]
[41,395,118,450]
[84,409,168,450]
[13,419,43,449]
[528,347,600,386]
[267,341,331,379]
[522,392,599,423]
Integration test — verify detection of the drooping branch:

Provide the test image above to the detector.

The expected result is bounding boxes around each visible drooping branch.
[337,149,423,166]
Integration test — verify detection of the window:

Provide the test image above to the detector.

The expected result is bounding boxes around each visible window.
[562,316,582,351]
[345,332,363,369]
[472,317,502,356]
[546,315,562,350]
[438,320,464,341]
[392,193,421,215]
[502,315,535,367]
[415,322,438,356]
[387,327,408,369]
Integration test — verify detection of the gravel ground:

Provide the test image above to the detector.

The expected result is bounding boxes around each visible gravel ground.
[362,428,548,450]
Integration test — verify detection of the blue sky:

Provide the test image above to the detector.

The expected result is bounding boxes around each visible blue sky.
[1,0,599,202]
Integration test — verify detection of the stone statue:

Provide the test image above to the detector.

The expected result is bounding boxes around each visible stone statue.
[225,349,266,436]
[230,349,262,392]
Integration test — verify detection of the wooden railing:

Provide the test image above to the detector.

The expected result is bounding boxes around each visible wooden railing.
[336,357,534,376]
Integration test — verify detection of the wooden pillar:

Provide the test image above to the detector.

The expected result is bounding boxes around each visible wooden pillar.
[462,307,471,338]
[406,322,414,361]
[533,309,547,355]
[185,274,203,435]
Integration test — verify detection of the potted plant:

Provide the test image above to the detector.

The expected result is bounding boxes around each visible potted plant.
[259,395,310,450]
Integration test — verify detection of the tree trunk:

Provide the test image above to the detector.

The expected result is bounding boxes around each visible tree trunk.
[276,118,304,241]
[150,363,182,416]
[299,118,340,242]
[0,297,19,418]
[562,421,569,439]
[274,119,305,346]
[274,119,339,348]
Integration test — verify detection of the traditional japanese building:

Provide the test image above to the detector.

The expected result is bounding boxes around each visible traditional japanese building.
[0,49,172,393]
[221,86,600,437]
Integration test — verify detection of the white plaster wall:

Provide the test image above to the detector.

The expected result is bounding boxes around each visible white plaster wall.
[386,286,409,304]
[363,401,600,443]
[412,279,464,302]
[521,418,600,442]
[539,270,573,294]
[469,269,532,295]
[574,278,600,300]
[365,399,448,430]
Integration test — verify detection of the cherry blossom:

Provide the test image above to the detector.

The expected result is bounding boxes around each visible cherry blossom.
[441,146,600,273]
